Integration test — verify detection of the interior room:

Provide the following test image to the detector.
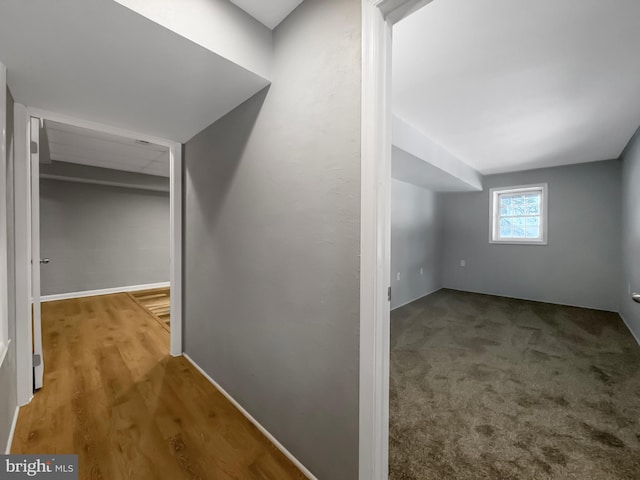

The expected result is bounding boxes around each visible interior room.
[8,120,177,446]
[38,121,172,327]
[389,1,640,478]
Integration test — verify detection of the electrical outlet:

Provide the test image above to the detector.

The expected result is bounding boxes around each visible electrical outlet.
[420,267,424,275]
[396,272,401,281]
[460,259,466,267]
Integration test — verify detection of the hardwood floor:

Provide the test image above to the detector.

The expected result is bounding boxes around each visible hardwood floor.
[129,288,171,332]
[12,293,306,480]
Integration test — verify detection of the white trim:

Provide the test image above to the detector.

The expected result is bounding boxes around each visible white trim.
[183,354,317,480]
[39,174,170,193]
[378,0,434,23]
[361,2,436,479]
[488,240,549,245]
[360,2,392,479]
[619,312,640,347]
[4,405,19,454]
[30,116,44,390]
[489,183,548,245]
[390,287,442,311]
[14,103,32,406]
[26,108,177,147]
[40,282,170,303]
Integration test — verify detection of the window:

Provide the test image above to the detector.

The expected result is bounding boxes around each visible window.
[490,183,548,244]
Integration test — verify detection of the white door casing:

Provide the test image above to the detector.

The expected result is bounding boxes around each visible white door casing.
[360,1,434,479]
[30,117,44,390]
[15,107,183,403]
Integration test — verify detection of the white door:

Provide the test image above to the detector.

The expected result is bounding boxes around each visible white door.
[30,116,44,390]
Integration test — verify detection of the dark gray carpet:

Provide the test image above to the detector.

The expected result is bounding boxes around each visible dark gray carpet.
[390,289,640,480]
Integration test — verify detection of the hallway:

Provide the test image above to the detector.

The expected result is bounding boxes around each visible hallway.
[11,293,305,480]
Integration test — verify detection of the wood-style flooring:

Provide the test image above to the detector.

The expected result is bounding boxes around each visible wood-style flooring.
[129,288,171,332]
[11,293,306,480]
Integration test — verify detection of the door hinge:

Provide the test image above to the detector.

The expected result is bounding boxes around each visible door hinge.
[388,286,391,302]
[30,141,38,154]
[33,354,41,367]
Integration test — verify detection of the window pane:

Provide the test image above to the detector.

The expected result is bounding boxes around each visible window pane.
[500,196,511,207]
[500,207,509,216]
[512,227,525,237]
[525,193,540,214]
[526,216,540,227]
[500,226,511,237]
[512,196,526,215]
[525,226,540,238]
[500,217,512,227]
[511,217,525,227]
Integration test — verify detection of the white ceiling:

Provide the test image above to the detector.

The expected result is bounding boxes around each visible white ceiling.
[45,121,170,177]
[0,0,270,143]
[393,0,640,174]
[229,0,304,29]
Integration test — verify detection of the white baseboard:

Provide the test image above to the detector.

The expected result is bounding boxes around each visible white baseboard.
[391,287,442,311]
[5,405,19,454]
[619,312,640,347]
[182,353,317,480]
[40,282,170,303]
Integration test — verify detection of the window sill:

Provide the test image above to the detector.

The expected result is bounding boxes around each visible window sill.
[489,240,547,245]
[0,340,10,369]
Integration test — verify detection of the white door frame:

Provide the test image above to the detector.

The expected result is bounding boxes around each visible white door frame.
[30,117,44,390]
[360,1,434,479]
[15,107,183,405]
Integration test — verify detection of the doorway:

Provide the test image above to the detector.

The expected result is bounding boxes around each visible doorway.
[14,108,182,404]
[368,0,640,479]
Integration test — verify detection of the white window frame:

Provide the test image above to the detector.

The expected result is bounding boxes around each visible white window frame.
[489,183,548,245]
[0,62,9,368]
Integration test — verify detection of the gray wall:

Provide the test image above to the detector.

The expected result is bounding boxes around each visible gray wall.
[442,160,621,311]
[1,87,17,452]
[183,0,361,478]
[40,179,170,296]
[620,127,640,339]
[391,179,443,309]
